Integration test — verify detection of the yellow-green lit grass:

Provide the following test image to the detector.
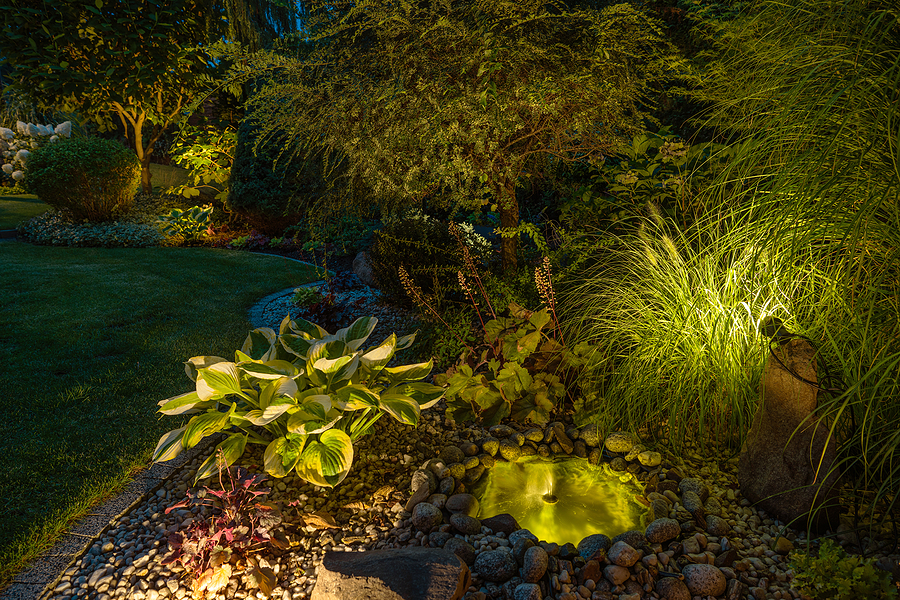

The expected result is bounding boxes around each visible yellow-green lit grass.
[0,244,321,587]
[0,195,48,229]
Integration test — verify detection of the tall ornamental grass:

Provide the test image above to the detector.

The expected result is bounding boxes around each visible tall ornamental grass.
[567,0,899,537]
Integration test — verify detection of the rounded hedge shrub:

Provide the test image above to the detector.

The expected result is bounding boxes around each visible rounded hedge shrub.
[25,136,140,222]
[228,117,331,235]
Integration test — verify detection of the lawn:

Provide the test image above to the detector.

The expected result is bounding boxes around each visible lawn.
[0,243,321,585]
[0,195,49,229]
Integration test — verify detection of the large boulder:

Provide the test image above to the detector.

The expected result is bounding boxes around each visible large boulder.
[310,548,470,600]
[739,339,841,529]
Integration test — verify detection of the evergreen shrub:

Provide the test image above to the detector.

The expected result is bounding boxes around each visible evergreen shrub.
[25,136,140,222]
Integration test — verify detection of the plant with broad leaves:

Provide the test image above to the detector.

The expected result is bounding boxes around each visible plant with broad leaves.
[162,451,284,599]
[167,125,237,202]
[152,315,443,487]
[157,205,214,243]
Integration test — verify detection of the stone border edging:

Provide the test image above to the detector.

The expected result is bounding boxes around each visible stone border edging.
[247,281,324,329]
[0,432,227,600]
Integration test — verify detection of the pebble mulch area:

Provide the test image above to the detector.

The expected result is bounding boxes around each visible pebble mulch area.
[24,280,900,600]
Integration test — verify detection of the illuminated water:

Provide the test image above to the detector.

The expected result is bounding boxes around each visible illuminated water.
[471,456,647,546]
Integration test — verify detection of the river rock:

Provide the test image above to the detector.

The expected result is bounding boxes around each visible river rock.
[513,583,541,600]
[440,446,466,465]
[310,547,470,600]
[705,514,730,536]
[738,338,841,529]
[521,546,548,582]
[611,530,646,549]
[551,422,574,454]
[638,450,662,467]
[576,533,611,560]
[602,564,629,586]
[412,501,444,531]
[645,518,680,544]
[499,439,522,462]
[604,431,636,454]
[480,437,500,456]
[655,577,690,600]
[681,563,727,596]
[351,251,378,289]
[607,541,640,567]
[473,549,518,583]
[449,513,481,536]
[579,426,601,447]
[445,493,479,516]
[482,513,520,535]
[444,538,477,566]
[508,529,539,546]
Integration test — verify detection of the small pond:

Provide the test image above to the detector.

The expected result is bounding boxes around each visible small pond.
[470,456,648,546]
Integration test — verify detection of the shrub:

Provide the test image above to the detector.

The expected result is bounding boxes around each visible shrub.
[228,116,328,234]
[789,539,898,600]
[17,209,164,247]
[370,212,489,305]
[25,136,140,222]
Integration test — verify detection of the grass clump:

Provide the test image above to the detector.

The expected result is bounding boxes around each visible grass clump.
[0,245,320,587]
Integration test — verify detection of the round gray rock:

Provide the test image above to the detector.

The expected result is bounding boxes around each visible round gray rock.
[514,583,542,600]
[473,549,518,583]
[681,564,727,596]
[446,493,480,516]
[656,576,691,600]
[411,501,443,531]
[444,537,477,566]
[576,533,611,560]
[579,426,602,447]
[705,514,731,536]
[520,546,548,583]
[481,437,500,456]
[508,529,539,546]
[498,440,522,461]
[482,513,520,535]
[440,445,466,465]
[607,540,640,567]
[645,518,681,544]
[450,513,482,536]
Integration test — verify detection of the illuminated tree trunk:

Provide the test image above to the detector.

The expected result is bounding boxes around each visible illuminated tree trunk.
[495,175,519,272]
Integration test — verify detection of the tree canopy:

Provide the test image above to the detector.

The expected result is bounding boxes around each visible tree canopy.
[0,0,218,192]
[246,0,680,270]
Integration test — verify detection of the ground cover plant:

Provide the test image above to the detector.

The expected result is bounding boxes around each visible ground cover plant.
[0,244,320,587]
[0,195,48,229]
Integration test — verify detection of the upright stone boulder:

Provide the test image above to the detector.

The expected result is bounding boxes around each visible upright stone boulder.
[739,339,840,529]
[311,548,470,600]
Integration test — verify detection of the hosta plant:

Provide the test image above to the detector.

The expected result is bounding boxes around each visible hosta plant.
[162,451,283,598]
[157,204,214,243]
[153,315,443,487]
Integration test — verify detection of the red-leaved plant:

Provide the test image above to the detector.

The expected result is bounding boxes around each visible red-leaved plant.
[162,451,285,598]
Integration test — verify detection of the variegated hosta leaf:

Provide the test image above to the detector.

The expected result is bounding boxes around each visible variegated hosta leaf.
[382,359,433,384]
[313,354,353,374]
[286,412,342,435]
[279,314,295,335]
[336,316,377,351]
[240,359,300,380]
[244,402,294,426]
[280,333,314,359]
[395,331,417,350]
[360,334,396,373]
[264,436,291,478]
[289,316,329,339]
[379,393,421,426]
[182,404,236,448]
[183,355,227,382]
[152,426,186,462]
[387,381,446,409]
[295,429,354,488]
[242,328,277,361]
[334,384,380,410]
[194,432,248,481]
[158,391,210,415]
[196,362,242,401]
[259,376,299,409]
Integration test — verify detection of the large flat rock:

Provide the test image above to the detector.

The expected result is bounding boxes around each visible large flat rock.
[310,547,471,600]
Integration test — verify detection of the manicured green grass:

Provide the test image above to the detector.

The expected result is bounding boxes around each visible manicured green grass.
[0,195,49,229]
[0,244,322,586]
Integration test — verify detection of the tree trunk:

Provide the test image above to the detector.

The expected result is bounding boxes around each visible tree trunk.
[140,155,153,194]
[496,176,519,272]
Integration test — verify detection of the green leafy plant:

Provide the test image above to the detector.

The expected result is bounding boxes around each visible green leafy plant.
[167,126,237,203]
[407,229,598,427]
[789,539,898,600]
[157,205,214,243]
[162,450,284,599]
[25,136,141,222]
[291,286,323,308]
[152,315,444,487]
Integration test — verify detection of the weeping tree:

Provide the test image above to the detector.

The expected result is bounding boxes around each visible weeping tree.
[246,0,680,271]
[691,0,900,533]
